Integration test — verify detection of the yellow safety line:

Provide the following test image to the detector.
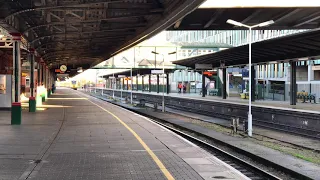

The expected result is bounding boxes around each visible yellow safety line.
[86,99,175,180]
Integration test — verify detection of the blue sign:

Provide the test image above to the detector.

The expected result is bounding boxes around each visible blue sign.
[241,69,249,77]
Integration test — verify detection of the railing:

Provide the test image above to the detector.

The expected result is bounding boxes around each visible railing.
[167,29,307,47]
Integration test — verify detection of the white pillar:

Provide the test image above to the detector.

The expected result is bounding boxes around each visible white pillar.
[308,60,314,82]
[112,73,115,99]
[130,68,133,104]
[10,33,21,103]
[248,27,253,137]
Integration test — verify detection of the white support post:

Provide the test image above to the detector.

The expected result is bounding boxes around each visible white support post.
[130,68,133,104]
[162,56,165,112]
[112,73,115,99]
[248,27,253,137]
[121,78,123,101]
[11,33,21,103]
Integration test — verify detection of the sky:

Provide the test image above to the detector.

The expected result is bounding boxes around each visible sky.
[199,0,320,8]
[71,31,171,81]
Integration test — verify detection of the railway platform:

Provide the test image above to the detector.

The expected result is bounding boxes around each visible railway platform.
[92,88,320,113]
[90,88,320,140]
[0,88,248,180]
[85,88,320,180]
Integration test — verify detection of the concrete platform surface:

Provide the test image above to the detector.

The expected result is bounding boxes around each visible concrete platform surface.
[92,88,320,151]
[0,88,248,180]
[89,93,320,180]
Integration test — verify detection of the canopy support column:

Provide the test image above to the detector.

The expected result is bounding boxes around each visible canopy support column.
[290,61,297,105]
[222,68,227,99]
[10,33,22,125]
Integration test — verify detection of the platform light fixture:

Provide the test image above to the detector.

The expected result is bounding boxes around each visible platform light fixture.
[226,19,274,137]
[77,67,83,73]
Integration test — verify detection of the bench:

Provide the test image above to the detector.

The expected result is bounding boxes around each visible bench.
[297,91,316,103]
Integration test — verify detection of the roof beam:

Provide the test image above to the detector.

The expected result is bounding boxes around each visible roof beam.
[204,9,224,29]
[23,14,153,34]
[293,16,320,27]
[174,19,183,29]
[42,51,105,60]
[274,8,301,23]
[30,32,132,44]
[287,41,320,50]
[6,1,124,18]
[37,40,121,53]
[241,9,261,24]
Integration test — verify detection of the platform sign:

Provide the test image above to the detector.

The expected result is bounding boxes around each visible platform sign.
[312,66,320,71]
[195,64,212,70]
[151,70,164,74]
[118,75,125,78]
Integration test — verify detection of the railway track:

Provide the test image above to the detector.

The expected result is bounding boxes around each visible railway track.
[148,118,282,180]
[94,88,320,139]
[86,91,312,180]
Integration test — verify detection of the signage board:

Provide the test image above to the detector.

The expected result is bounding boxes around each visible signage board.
[312,66,320,71]
[151,70,164,74]
[118,75,126,78]
[195,64,212,70]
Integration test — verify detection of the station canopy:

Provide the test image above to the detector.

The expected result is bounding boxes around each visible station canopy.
[172,28,320,68]
[0,0,206,76]
[169,7,320,30]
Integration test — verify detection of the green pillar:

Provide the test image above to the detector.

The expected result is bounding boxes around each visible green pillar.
[11,102,22,124]
[42,92,46,102]
[10,33,22,125]
[136,75,138,91]
[29,48,35,98]
[157,75,159,93]
[149,75,151,92]
[29,48,36,112]
[29,97,36,112]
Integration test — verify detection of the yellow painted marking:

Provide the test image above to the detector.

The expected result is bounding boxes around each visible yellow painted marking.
[86,99,175,180]
[47,98,87,100]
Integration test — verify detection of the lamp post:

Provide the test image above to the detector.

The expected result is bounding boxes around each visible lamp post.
[112,72,115,99]
[95,69,98,93]
[151,51,176,112]
[226,19,274,137]
[130,67,133,104]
